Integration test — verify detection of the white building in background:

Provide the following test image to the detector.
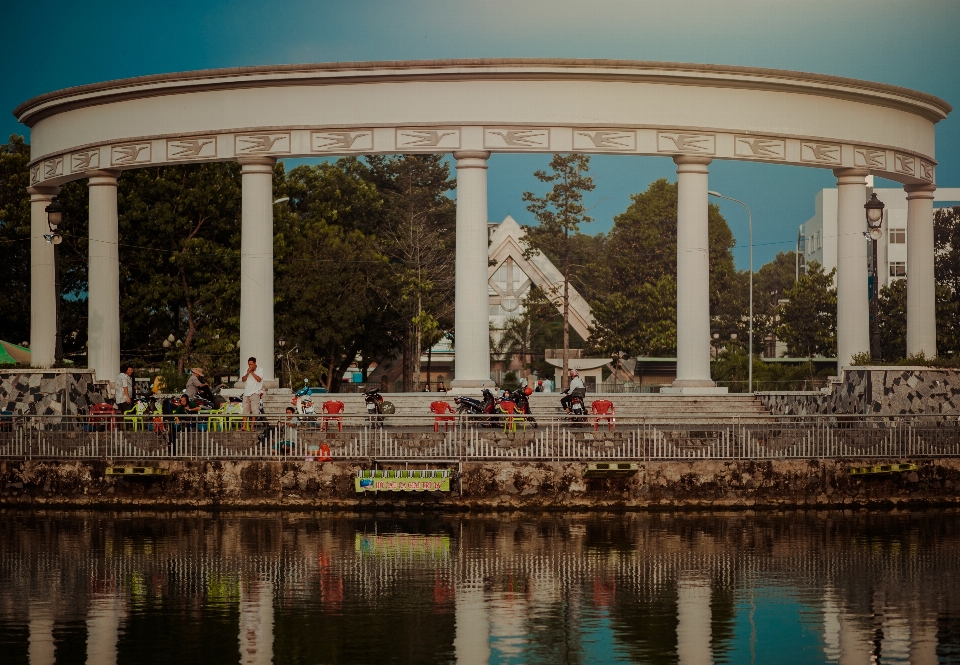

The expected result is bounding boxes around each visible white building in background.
[803,180,960,289]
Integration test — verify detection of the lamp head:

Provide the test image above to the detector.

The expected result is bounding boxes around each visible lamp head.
[45,197,64,228]
[864,192,885,228]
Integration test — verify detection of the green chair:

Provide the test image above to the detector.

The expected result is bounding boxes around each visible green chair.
[123,402,147,432]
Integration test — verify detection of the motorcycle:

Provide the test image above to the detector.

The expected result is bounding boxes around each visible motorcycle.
[453,389,499,427]
[561,388,588,425]
[363,388,394,428]
[196,378,227,408]
[506,384,537,428]
[291,382,316,419]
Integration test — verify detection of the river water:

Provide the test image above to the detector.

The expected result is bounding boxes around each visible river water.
[1,510,959,664]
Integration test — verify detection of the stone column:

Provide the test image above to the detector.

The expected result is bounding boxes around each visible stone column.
[88,171,121,383]
[676,572,712,665]
[834,169,870,368]
[239,158,276,385]
[29,186,60,367]
[452,151,493,389]
[673,156,714,388]
[905,184,937,358]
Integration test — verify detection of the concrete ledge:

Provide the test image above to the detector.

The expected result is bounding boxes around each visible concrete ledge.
[660,387,729,395]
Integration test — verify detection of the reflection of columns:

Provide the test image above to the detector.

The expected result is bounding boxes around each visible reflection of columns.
[454,582,490,665]
[823,586,841,662]
[834,169,870,368]
[837,611,871,665]
[239,578,274,665]
[87,594,123,665]
[905,184,937,357]
[909,619,938,665]
[29,186,60,367]
[452,151,493,389]
[28,602,55,665]
[239,158,276,384]
[88,171,122,382]
[676,572,711,665]
[673,156,714,387]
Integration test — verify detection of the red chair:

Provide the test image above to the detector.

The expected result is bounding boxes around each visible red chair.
[431,401,456,432]
[320,400,344,432]
[591,399,616,431]
[497,400,526,432]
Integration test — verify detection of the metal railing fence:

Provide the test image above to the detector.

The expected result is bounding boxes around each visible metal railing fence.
[0,413,958,462]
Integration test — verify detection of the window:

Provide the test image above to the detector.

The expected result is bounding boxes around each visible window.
[890,228,906,244]
[889,262,906,277]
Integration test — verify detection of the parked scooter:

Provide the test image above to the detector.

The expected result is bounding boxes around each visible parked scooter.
[196,378,227,408]
[364,388,395,427]
[453,389,499,426]
[560,388,588,425]
[507,384,537,428]
[291,381,316,418]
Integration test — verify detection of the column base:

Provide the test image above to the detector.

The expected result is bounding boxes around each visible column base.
[660,386,729,395]
[450,378,498,394]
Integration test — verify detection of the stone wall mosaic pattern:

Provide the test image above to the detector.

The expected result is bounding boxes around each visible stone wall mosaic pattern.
[0,371,109,415]
[759,368,960,416]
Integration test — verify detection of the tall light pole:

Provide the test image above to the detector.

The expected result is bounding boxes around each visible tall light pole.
[709,191,753,393]
[44,197,65,364]
[864,193,885,361]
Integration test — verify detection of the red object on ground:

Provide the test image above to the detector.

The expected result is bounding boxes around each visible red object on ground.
[320,400,344,431]
[591,399,616,431]
[317,443,332,462]
[89,402,119,430]
[430,401,456,432]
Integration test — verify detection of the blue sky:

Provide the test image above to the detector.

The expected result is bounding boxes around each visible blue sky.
[3,0,958,269]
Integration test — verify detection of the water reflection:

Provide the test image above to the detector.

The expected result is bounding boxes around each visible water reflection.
[1,510,959,664]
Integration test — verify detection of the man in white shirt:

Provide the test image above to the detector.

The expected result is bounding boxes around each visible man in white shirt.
[241,357,263,430]
[115,365,135,412]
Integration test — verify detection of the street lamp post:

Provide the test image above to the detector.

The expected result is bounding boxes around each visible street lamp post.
[277,337,286,388]
[709,191,753,393]
[864,193,885,361]
[44,197,65,364]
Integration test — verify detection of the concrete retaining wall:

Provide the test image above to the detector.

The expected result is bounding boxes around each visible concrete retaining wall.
[3,457,958,511]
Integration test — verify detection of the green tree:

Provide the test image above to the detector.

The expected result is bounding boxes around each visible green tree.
[0,135,31,347]
[748,250,800,356]
[116,163,243,372]
[935,206,960,356]
[588,178,738,358]
[365,155,456,390]
[777,261,837,360]
[522,154,595,389]
[277,161,395,392]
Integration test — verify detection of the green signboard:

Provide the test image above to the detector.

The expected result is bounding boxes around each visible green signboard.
[355,475,450,492]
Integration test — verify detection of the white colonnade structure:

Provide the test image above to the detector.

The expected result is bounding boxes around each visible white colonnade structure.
[15,60,949,388]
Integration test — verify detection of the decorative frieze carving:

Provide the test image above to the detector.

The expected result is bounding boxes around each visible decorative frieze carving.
[893,153,916,176]
[919,160,935,182]
[854,147,886,169]
[167,137,217,160]
[71,149,100,173]
[395,128,460,150]
[800,142,841,164]
[111,142,152,166]
[484,128,550,149]
[573,130,636,151]
[43,157,63,179]
[30,164,41,185]
[235,133,290,155]
[311,131,373,152]
[657,132,715,155]
[734,135,785,160]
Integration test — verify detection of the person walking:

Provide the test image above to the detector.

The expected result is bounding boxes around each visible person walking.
[115,365,135,413]
[241,357,263,431]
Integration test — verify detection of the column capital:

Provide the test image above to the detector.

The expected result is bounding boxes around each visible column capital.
[673,155,711,173]
[832,168,869,184]
[904,183,937,200]
[86,170,121,186]
[26,185,60,200]
[238,156,277,172]
[453,151,490,168]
